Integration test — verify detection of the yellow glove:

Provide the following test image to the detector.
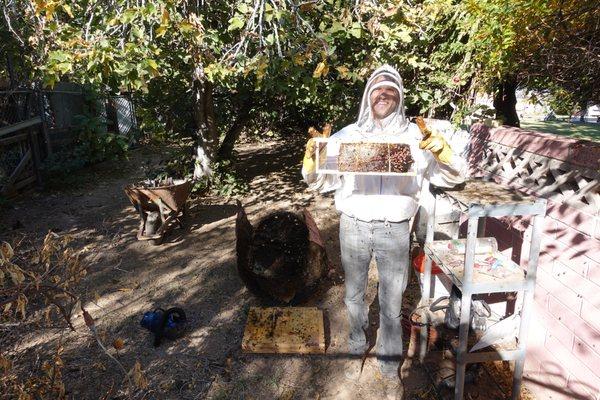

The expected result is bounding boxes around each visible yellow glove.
[302,139,317,173]
[302,124,331,174]
[419,133,453,165]
[415,117,453,165]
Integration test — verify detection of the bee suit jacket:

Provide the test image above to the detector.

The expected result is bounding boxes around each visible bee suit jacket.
[301,65,467,222]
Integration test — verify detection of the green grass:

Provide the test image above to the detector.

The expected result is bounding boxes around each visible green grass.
[520,118,600,142]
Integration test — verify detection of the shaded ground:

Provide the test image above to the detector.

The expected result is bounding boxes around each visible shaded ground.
[1,140,523,399]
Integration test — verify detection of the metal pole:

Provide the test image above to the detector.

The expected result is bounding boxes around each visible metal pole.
[419,191,437,363]
[455,214,479,400]
[477,216,487,237]
[511,208,545,399]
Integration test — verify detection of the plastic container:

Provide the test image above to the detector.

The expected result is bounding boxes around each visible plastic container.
[412,252,443,274]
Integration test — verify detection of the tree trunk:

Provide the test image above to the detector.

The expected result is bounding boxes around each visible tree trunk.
[6,55,16,88]
[192,67,218,160]
[217,102,253,161]
[493,77,520,127]
[191,65,218,179]
[579,100,587,122]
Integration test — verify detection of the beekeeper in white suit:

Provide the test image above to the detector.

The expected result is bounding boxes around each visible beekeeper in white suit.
[302,65,466,394]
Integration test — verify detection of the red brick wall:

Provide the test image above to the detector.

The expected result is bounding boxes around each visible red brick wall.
[469,123,600,400]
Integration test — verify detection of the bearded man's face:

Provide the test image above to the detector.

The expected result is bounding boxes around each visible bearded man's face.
[369,77,400,121]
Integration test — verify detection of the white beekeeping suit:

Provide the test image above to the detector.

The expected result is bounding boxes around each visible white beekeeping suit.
[300,65,468,384]
[302,64,467,222]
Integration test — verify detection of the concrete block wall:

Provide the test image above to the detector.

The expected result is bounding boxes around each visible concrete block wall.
[468,123,600,400]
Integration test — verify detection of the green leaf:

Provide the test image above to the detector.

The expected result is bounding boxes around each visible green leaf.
[228,16,245,31]
[408,56,419,68]
[121,9,138,24]
[57,62,73,74]
[130,25,143,39]
[265,9,273,22]
[49,51,69,62]
[62,4,73,18]
[330,21,344,33]
[179,22,194,33]
[398,29,412,43]
[349,22,362,38]
[146,59,158,70]
[156,25,167,37]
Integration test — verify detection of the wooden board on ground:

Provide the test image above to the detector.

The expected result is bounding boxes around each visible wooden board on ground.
[242,307,325,354]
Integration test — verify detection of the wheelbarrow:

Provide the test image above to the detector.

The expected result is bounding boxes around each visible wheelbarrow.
[124,179,192,245]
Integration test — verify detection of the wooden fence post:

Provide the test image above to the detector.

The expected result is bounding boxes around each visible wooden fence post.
[28,124,43,187]
[38,89,53,155]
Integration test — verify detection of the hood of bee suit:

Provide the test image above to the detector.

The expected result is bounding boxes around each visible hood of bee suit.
[356,64,409,133]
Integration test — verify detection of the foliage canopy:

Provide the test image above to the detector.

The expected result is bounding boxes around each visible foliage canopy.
[2,0,598,168]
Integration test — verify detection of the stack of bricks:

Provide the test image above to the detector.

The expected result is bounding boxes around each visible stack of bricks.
[468,123,600,400]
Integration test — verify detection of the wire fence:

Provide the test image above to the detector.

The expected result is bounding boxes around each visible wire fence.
[0,89,138,147]
[0,90,40,127]
[0,86,138,196]
[0,142,24,187]
[0,90,43,192]
[110,95,138,137]
[43,89,138,148]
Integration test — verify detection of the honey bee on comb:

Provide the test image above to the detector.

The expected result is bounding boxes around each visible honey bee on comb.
[337,142,414,173]
[389,144,414,173]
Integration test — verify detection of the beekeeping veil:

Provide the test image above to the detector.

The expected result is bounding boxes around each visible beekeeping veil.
[356,65,409,133]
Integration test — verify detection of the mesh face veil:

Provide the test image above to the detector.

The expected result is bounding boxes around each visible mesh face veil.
[356,65,409,133]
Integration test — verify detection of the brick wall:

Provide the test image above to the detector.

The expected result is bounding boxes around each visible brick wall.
[469,123,600,400]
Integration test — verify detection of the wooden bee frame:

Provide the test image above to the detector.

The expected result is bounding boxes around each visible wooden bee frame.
[314,137,417,176]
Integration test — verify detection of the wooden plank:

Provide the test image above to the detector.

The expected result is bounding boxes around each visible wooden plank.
[6,149,31,187]
[1,174,35,197]
[13,175,36,190]
[0,132,28,146]
[0,116,41,138]
[242,307,325,354]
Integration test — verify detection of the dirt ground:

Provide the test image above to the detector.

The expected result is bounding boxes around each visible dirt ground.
[1,139,525,399]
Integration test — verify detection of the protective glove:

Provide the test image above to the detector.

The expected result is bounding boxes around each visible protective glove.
[302,124,331,174]
[415,117,454,165]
